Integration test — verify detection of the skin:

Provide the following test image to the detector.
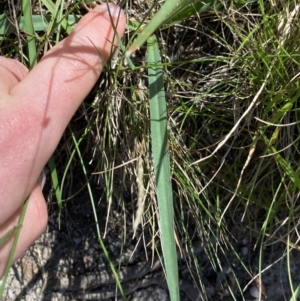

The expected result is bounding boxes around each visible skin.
[0,3,126,278]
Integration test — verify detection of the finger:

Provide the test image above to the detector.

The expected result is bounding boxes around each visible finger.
[12,3,126,120]
[0,3,126,224]
[0,57,28,92]
[0,184,48,278]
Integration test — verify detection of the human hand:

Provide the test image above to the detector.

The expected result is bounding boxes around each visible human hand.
[0,3,126,278]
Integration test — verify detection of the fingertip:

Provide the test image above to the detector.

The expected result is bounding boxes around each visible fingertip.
[90,3,126,28]
[71,2,126,61]
[93,2,125,18]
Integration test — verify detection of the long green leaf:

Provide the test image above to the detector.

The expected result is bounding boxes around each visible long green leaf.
[289,283,300,301]
[0,14,79,36]
[162,0,220,29]
[127,0,218,56]
[48,156,63,229]
[147,35,179,301]
[22,0,37,67]
[0,198,29,298]
[0,226,20,248]
[127,0,181,56]
[41,0,74,34]
[70,128,127,301]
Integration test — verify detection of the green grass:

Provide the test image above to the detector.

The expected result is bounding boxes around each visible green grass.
[0,199,29,297]
[147,34,179,300]
[1,0,300,300]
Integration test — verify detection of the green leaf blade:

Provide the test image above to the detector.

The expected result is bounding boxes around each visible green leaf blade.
[147,34,179,301]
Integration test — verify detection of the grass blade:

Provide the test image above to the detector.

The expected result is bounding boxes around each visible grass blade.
[161,0,219,29]
[147,34,179,301]
[289,283,300,301]
[0,14,79,35]
[22,0,37,67]
[48,156,63,229]
[70,128,127,301]
[41,0,74,34]
[127,0,218,56]
[0,198,29,298]
[127,0,181,56]
[0,226,20,248]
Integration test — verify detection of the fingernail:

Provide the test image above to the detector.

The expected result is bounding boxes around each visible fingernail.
[98,3,122,18]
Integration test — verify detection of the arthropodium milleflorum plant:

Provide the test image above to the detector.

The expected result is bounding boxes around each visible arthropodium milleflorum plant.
[147,34,179,301]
